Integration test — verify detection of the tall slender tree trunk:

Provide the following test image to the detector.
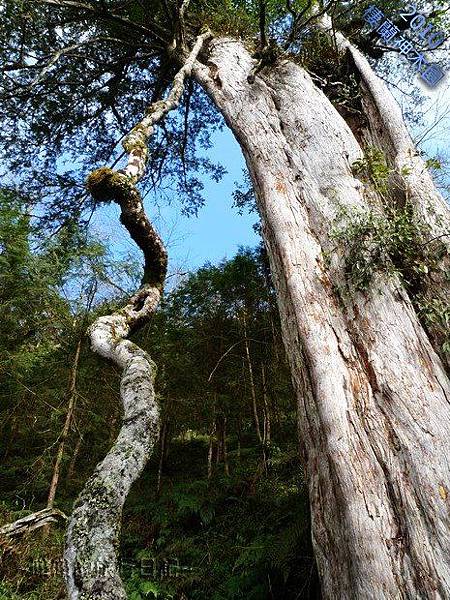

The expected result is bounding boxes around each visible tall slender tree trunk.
[157,418,168,494]
[194,38,450,598]
[242,314,262,443]
[66,433,82,484]
[236,415,242,461]
[261,364,270,445]
[215,416,222,464]
[222,416,229,476]
[3,413,17,461]
[207,422,215,480]
[46,338,82,517]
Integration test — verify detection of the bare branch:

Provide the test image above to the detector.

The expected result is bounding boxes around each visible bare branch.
[0,508,67,539]
[285,0,298,20]
[283,0,313,50]
[121,30,212,181]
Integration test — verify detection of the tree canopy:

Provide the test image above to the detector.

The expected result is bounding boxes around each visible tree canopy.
[2,0,446,230]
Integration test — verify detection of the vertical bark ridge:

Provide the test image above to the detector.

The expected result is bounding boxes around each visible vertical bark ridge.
[194,38,450,598]
[316,17,450,368]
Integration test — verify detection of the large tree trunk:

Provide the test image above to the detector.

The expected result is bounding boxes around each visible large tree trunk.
[317,17,450,371]
[194,38,450,598]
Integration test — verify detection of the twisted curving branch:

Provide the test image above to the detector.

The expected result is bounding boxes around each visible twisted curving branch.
[64,179,167,600]
[63,31,210,600]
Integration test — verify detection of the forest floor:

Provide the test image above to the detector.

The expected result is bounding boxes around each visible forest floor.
[0,434,320,600]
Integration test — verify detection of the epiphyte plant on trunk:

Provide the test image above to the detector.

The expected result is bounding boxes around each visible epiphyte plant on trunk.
[1,0,450,597]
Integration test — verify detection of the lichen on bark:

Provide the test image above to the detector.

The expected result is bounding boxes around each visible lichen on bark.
[64,31,211,600]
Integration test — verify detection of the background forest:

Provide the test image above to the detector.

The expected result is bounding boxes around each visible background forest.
[0,188,317,599]
[1,0,449,597]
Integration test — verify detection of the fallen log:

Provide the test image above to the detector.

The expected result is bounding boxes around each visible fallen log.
[0,508,67,539]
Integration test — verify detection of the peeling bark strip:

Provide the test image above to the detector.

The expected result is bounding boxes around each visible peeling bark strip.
[64,33,211,600]
[194,39,450,598]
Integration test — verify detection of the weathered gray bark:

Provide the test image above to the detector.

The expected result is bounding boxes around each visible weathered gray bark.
[194,38,450,599]
[317,16,450,369]
[0,508,67,539]
[63,33,211,599]
[318,16,450,233]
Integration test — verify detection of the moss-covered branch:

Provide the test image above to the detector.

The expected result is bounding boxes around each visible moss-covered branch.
[63,31,212,600]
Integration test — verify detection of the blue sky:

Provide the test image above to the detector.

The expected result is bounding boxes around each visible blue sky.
[151,128,260,273]
[92,127,260,282]
[90,61,449,289]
